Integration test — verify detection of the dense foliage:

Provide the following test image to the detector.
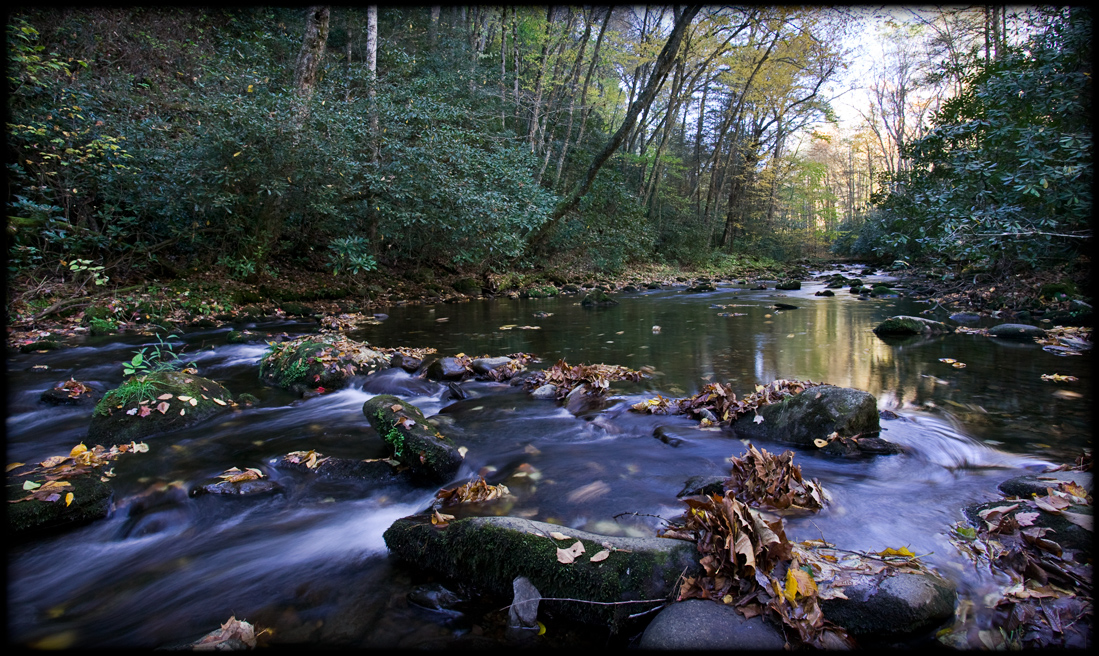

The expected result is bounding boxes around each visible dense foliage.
[859,7,1091,269]
[5,6,1090,290]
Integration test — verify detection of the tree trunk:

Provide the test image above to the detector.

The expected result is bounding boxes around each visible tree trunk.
[524,5,701,252]
[293,6,330,111]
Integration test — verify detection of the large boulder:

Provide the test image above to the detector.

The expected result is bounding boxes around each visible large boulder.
[873,316,954,336]
[362,395,464,483]
[639,599,786,649]
[819,570,957,638]
[383,515,702,630]
[88,370,234,443]
[732,385,881,448]
[259,334,390,394]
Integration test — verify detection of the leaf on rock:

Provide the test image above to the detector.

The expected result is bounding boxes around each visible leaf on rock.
[590,549,610,563]
[64,492,73,506]
[190,616,258,650]
[157,394,173,400]
[23,480,42,490]
[557,540,585,564]
[157,401,170,414]
[138,405,152,417]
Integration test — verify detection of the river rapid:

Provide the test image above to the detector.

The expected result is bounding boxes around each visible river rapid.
[6,267,1092,648]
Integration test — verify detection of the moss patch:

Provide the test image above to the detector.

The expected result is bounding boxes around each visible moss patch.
[259,334,389,394]
[383,515,701,630]
[88,371,233,443]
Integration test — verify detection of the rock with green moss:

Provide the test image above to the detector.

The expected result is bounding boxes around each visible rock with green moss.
[7,468,113,538]
[732,385,883,449]
[522,285,559,299]
[775,279,801,291]
[383,515,702,630]
[259,334,390,394]
[870,284,897,296]
[362,395,463,483]
[88,371,234,444]
[873,316,954,336]
[452,277,482,296]
[581,289,618,307]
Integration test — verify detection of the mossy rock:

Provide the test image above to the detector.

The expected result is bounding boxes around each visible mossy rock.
[7,468,113,538]
[873,316,954,336]
[362,395,463,483]
[452,277,482,295]
[775,280,801,291]
[259,334,390,394]
[581,289,618,307]
[732,385,881,448]
[88,371,234,444]
[237,304,266,320]
[83,305,114,322]
[523,285,559,299]
[870,284,897,297]
[20,339,62,353]
[279,301,313,317]
[1040,282,1077,301]
[383,515,702,630]
[231,289,265,305]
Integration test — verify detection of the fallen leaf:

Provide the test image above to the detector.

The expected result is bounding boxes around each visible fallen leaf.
[590,549,610,562]
[6,463,25,472]
[157,393,174,400]
[157,401,170,414]
[813,438,828,448]
[23,480,41,490]
[212,398,227,406]
[64,492,73,506]
[126,407,138,416]
[550,531,571,541]
[138,405,152,417]
[557,540,585,564]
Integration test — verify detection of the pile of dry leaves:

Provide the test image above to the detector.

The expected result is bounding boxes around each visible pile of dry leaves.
[430,475,513,527]
[726,444,830,513]
[941,476,1092,649]
[632,378,821,426]
[522,359,645,400]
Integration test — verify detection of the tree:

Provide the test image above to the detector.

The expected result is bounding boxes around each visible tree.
[870,7,1091,269]
[526,4,702,251]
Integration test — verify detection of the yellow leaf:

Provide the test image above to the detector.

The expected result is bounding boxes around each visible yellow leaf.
[70,443,88,457]
[65,492,74,506]
[233,151,241,157]
[784,567,799,603]
[813,438,828,448]
[536,621,546,636]
[6,462,25,472]
[874,546,916,558]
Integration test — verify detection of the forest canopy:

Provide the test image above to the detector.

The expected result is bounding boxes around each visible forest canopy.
[6,6,1091,284]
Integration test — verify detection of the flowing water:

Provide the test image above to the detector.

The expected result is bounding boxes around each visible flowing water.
[6,269,1092,647]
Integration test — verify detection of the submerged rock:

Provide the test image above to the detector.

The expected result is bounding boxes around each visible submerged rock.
[88,371,234,444]
[362,395,464,483]
[383,515,701,630]
[988,323,1046,340]
[873,315,954,336]
[732,385,882,449]
[639,599,786,650]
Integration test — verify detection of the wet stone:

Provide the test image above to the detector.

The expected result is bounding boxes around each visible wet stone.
[639,599,786,650]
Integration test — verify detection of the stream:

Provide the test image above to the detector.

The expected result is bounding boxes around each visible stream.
[6,267,1092,648]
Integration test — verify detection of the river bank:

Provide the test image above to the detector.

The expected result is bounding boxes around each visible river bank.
[6,257,1090,353]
